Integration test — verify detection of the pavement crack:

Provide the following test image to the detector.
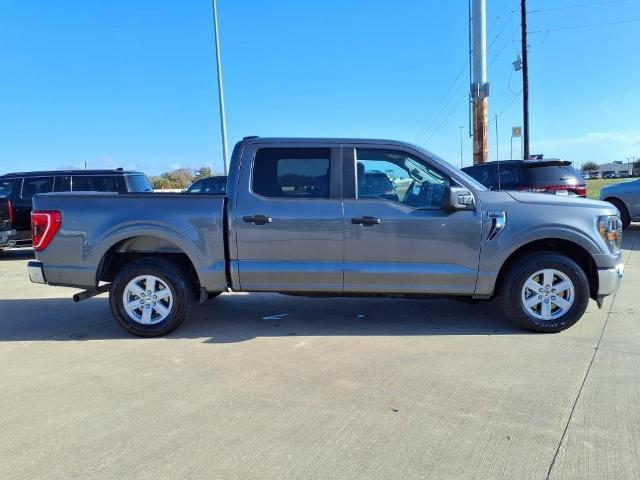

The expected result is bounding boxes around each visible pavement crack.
[545,236,636,480]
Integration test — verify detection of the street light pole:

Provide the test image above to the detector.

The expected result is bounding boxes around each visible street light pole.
[211,0,229,175]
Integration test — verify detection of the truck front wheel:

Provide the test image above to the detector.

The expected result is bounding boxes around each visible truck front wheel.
[500,252,590,333]
[109,257,193,337]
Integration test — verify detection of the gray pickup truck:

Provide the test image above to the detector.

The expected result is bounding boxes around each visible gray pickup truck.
[28,137,624,336]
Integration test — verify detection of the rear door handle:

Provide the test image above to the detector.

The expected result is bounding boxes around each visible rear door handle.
[351,216,381,226]
[243,214,273,225]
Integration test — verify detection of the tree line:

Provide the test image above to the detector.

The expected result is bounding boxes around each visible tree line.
[148,167,215,190]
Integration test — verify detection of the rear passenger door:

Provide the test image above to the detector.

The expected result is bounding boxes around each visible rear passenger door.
[233,144,344,292]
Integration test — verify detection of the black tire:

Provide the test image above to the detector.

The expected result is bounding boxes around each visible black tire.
[500,252,590,333]
[607,198,631,229]
[109,257,193,337]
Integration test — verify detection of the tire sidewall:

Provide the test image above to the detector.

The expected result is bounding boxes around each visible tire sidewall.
[610,199,631,229]
[504,255,590,332]
[110,259,192,336]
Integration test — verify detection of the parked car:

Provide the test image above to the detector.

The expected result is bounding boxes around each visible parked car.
[462,160,587,197]
[358,169,399,202]
[28,137,623,336]
[0,169,152,250]
[602,171,619,179]
[186,176,227,195]
[600,178,640,229]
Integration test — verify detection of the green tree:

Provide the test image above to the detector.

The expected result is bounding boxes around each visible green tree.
[582,161,598,172]
[194,166,212,180]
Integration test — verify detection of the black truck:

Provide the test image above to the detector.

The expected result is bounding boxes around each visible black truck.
[0,169,152,251]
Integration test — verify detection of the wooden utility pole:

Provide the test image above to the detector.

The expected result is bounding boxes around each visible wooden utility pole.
[471,0,489,164]
[521,0,530,159]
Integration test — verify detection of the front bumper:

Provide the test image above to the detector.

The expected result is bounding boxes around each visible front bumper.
[0,229,17,248]
[598,263,624,296]
[27,260,46,284]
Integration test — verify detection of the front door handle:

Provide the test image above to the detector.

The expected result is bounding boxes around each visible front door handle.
[243,214,273,225]
[351,216,381,226]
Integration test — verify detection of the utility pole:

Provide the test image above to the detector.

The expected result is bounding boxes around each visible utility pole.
[521,0,530,159]
[211,0,229,175]
[471,0,489,164]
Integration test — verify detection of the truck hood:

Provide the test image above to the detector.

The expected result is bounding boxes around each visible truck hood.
[506,191,614,210]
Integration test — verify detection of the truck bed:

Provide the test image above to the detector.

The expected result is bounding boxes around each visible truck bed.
[32,192,228,292]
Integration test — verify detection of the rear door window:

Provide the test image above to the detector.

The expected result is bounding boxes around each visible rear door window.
[252,148,331,199]
[72,175,125,192]
[22,176,54,199]
[55,176,71,192]
[489,165,525,189]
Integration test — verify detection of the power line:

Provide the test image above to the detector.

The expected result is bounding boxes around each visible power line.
[413,62,468,144]
[529,18,640,33]
[527,0,631,14]
[425,95,468,143]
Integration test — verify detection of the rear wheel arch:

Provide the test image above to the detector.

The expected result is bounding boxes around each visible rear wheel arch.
[97,235,201,291]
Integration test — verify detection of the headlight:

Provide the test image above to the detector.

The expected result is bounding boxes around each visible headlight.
[597,215,622,253]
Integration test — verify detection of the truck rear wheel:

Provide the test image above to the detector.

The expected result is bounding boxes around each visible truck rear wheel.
[109,257,193,337]
[500,252,590,333]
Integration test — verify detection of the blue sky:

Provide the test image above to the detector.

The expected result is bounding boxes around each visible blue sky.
[0,0,639,175]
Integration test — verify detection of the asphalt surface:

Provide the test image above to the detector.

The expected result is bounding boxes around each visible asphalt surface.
[1,226,638,480]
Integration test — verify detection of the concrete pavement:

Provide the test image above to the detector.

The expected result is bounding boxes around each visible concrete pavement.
[0,226,638,479]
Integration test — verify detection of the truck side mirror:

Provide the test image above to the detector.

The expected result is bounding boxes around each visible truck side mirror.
[443,186,475,211]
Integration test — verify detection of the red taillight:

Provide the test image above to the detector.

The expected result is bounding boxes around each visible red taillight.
[575,185,587,197]
[7,200,14,225]
[31,210,61,251]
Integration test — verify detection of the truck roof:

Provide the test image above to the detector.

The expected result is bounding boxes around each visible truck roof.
[241,137,423,149]
[0,169,144,178]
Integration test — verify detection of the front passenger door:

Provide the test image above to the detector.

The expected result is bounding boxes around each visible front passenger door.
[343,146,482,294]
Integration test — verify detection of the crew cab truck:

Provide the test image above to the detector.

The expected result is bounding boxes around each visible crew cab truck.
[28,138,624,336]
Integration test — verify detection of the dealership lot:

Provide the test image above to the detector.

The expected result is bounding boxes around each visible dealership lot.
[0,227,638,480]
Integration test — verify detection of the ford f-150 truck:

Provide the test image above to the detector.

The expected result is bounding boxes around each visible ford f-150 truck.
[28,137,624,336]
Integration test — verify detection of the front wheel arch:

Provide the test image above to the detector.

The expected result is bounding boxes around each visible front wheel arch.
[494,238,598,300]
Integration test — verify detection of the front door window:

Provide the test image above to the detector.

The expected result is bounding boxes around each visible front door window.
[355,149,451,209]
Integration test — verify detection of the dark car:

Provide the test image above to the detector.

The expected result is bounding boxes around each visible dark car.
[462,160,587,197]
[357,167,399,202]
[0,169,152,250]
[186,176,227,195]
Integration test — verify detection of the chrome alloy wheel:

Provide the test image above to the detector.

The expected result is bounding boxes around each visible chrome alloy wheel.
[122,275,174,325]
[521,269,575,321]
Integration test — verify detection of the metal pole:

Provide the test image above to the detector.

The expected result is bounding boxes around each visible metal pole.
[471,0,489,164]
[494,114,499,161]
[521,0,530,159]
[510,137,513,160]
[459,126,464,168]
[212,0,229,175]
